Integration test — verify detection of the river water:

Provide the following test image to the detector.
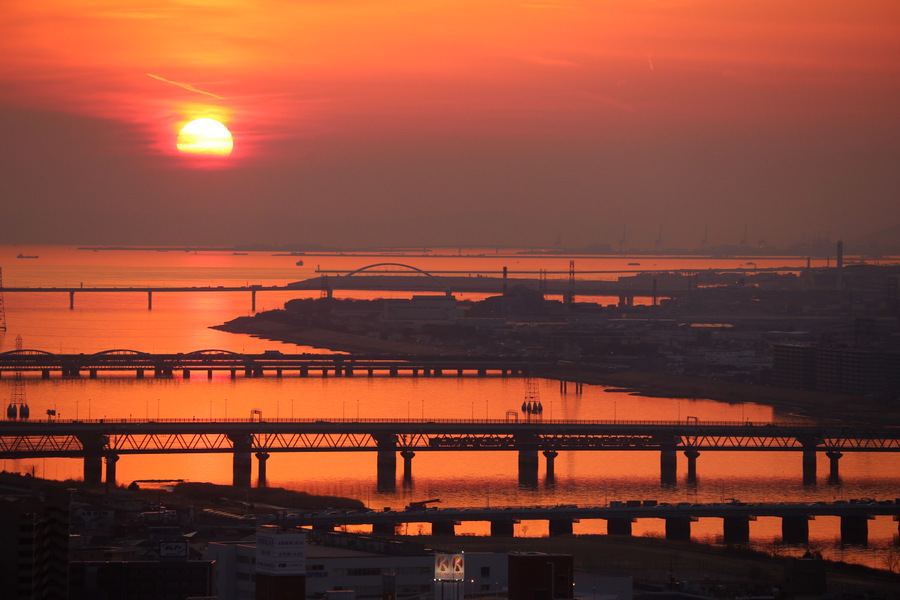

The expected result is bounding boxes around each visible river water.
[1,246,897,568]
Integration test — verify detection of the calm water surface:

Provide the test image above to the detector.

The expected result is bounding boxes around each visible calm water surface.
[1,246,897,568]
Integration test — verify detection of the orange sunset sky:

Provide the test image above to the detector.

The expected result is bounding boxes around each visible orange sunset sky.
[2,0,899,250]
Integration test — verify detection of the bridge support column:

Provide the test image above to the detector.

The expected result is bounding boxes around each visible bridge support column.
[251,290,256,312]
[390,367,397,377]
[801,440,818,485]
[183,369,190,379]
[549,517,573,537]
[478,369,486,377]
[401,450,415,485]
[228,432,253,489]
[432,521,456,536]
[207,369,213,379]
[374,434,398,492]
[543,450,558,483]
[256,452,270,488]
[490,519,515,537]
[148,291,152,310]
[723,516,751,545]
[313,521,335,532]
[781,516,810,544]
[660,445,677,486]
[300,366,308,377]
[840,515,869,546]
[372,522,397,537]
[89,369,97,379]
[136,369,144,378]
[41,370,50,379]
[105,454,119,488]
[543,449,558,479]
[518,448,539,488]
[665,518,692,541]
[826,450,843,484]
[344,366,353,377]
[77,433,109,486]
[69,290,75,310]
[230,369,237,379]
[684,449,700,484]
[606,518,632,536]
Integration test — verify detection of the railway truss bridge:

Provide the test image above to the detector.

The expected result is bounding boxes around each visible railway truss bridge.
[1,419,897,490]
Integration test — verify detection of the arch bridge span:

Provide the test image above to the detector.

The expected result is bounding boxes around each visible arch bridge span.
[343,263,435,277]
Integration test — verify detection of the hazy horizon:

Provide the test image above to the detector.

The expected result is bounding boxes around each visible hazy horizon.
[2,1,898,251]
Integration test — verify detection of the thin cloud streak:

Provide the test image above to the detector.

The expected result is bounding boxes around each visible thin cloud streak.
[147,73,226,100]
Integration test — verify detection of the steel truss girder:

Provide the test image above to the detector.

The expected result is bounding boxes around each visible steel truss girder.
[1,430,899,457]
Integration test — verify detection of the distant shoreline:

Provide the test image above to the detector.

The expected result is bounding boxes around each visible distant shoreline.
[215,316,890,426]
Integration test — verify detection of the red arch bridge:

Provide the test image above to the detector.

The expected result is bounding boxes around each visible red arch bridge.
[1,419,898,489]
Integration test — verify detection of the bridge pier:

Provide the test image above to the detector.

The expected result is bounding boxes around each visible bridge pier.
[548,517,573,537]
[840,515,869,546]
[543,450,558,483]
[373,522,397,537]
[183,369,190,379]
[228,432,253,488]
[89,369,98,379]
[389,367,398,377]
[69,290,75,310]
[490,519,516,537]
[800,440,818,485]
[374,434,398,492]
[256,452,270,488]
[105,454,119,488]
[684,449,700,484]
[826,450,843,484]
[154,367,173,378]
[251,289,256,312]
[432,521,456,536]
[660,445,678,486]
[208,369,213,379]
[723,516,752,544]
[77,433,109,486]
[665,517,692,541]
[300,366,308,377]
[136,369,144,378]
[518,448,539,488]
[478,369,486,377]
[606,518,632,536]
[41,369,50,379]
[781,515,810,544]
[401,450,415,484]
[147,291,152,310]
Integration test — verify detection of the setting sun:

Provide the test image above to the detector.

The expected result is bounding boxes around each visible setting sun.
[176,118,233,156]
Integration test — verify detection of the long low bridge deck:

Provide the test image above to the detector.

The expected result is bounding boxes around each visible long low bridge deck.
[271,500,900,544]
[2,418,898,489]
[0,349,550,378]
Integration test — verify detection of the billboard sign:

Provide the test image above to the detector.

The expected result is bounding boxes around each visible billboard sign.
[434,553,464,581]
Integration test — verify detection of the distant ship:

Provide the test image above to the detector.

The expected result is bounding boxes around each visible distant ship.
[16,253,38,259]
[296,260,304,266]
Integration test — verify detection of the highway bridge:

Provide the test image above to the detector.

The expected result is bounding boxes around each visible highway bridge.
[275,500,900,545]
[1,418,897,490]
[0,349,549,378]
